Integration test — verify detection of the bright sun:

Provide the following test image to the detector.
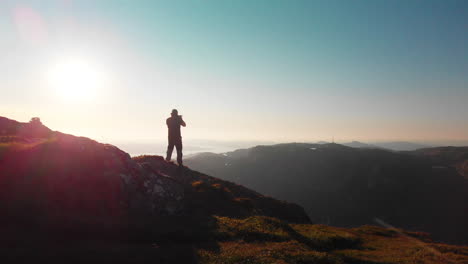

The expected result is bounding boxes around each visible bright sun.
[48,58,105,102]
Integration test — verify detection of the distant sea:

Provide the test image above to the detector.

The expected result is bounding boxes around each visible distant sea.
[110,140,276,157]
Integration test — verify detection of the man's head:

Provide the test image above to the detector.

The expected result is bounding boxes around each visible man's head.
[171,109,178,117]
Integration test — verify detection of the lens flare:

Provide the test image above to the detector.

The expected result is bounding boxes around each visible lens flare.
[47,58,105,102]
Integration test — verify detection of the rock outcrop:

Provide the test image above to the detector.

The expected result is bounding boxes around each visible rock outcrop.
[0,117,309,239]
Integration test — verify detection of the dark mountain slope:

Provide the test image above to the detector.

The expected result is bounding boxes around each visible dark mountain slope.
[185,143,468,244]
[413,146,468,179]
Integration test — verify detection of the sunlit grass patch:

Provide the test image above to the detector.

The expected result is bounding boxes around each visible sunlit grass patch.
[192,180,204,188]
[335,228,468,264]
[353,225,399,237]
[0,137,56,157]
[430,243,468,256]
[214,216,291,242]
[292,224,361,250]
[402,230,433,242]
[337,244,465,264]
[213,216,362,251]
[198,241,343,264]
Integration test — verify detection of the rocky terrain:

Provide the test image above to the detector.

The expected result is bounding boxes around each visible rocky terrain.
[0,116,467,263]
[0,117,309,236]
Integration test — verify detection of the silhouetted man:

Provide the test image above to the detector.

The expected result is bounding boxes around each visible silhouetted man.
[166,109,186,165]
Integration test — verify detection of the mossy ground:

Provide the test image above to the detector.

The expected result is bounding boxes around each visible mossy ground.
[197,216,468,264]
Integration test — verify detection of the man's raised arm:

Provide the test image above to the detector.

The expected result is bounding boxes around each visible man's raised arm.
[180,116,186,127]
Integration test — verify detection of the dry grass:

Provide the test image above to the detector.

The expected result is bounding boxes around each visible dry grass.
[334,225,468,264]
[197,216,468,264]
[198,241,342,264]
[292,223,361,250]
[214,216,291,242]
[0,137,55,157]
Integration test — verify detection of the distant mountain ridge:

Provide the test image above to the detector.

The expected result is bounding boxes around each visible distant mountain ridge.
[316,140,431,151]
[342,141,380,149]
[186,142,468,244]
[374,141,431,151]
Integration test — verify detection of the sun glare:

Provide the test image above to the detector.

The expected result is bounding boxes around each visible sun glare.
[48,58,105,102]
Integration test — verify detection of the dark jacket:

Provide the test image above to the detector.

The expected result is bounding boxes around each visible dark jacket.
[166,115,186,140]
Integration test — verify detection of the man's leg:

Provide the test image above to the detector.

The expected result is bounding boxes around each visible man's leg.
[166,141,175,161]
[175,139,183,165]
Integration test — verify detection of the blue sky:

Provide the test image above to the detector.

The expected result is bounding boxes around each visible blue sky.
[1,0,467,143]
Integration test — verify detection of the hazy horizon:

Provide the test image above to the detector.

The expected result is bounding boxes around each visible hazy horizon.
[2,0,467,143]
[112,138,468,157]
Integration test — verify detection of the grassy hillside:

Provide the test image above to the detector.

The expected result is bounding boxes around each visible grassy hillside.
[197,216,468,264]
[2,214,467,263]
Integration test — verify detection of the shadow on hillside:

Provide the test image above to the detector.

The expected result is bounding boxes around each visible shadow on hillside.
[338,257,387,264]
[0,214,221,264]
